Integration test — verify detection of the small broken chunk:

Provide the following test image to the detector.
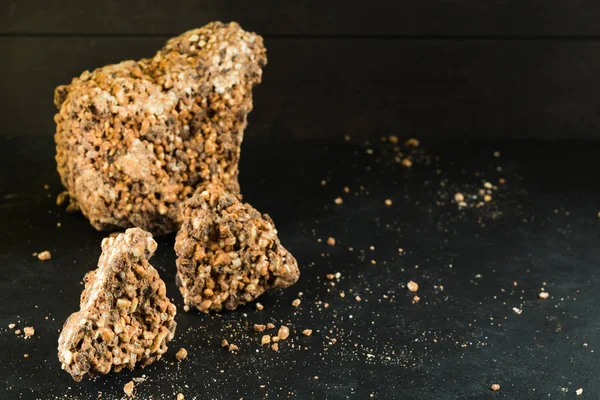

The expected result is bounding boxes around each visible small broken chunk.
[266,323,275,330]
[37,251,51,261]
[261,335,271,345]
[57,228,177,382]
[255,302,264,311]
[334,197,343,205]
[401,158,412,168]
[177,394,185,400]
[8,323,15,329]
[538,291,549,299]
[271,343,279,351]
[384,199,393,206]
[490,383,500,391]
[56,191,69,206]
[175,184,299,313]
[454,193,464,203]
[228,344,239,352]
[326,237,336,246]
[407,281,419,292]
[404,138,420,147]
[576,388,583,396]
[254,324,266,332]
[302,329,313,337]
[175,348,188,361]
[412,295,420,304]
[124,381,134,397]
[221,339,229,348]
[23,327,34,337]
[292,299,301,307]
[278,326,290,340]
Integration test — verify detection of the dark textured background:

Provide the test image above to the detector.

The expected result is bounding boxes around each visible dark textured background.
[3,0,600,139]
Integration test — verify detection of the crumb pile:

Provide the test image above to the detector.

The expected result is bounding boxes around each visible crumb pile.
[57,228,177,381]
[175,184,300,312]
[54,22,267,235]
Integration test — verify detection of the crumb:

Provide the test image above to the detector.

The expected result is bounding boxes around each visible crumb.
[255,302,264,311]
[183,305,190,312]
[490,383,500,391]
[123,381,134,397]
[56,191,69,206]
[384,199,392,206]
[576,388,583,396]
[314,376,319,380]
[344,135,351,142]
[37,251,51,261]
[271,343,279,352]
[320,180,327,186]
[340,291,346,298]
[483,194,492,202]
[355,296,362,302]
[14,329,21,335]
[401,158,412,168]
[388,135,399,144]
[24,354,29,358]
[177,393,184,400]
[278,326,290,340]
[343,186,350,193]
[292,299,301,307]
[254,324,266,332]
[499,178,506,184]
[302,329,313,336]
[334,197,343,205]
[512,307,523,315]
[370,260,376,265]
[404,138,420,147]
[228,344,239,352]
[412,295,420,303]
[221,339,229,348]
[267,323,275,330]
[43,184,50,190]
[175,348,188,361]
[271,336,279,343]
[327,237,336,246]
[493,151,500,157]
[326,274,335,280]
[8,324,15,329]
[454,193,464,203]
[323,303,329,308]
[407,281,419,292]
[23,327,34,337]
[261,335,271,345]
[538,292,549,299]
[57,222,62,228]
[583,343,588,347]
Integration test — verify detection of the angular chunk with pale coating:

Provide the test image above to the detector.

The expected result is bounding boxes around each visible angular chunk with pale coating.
[54,21,267,235]
[58,228,176,381]
[175,184,299,313]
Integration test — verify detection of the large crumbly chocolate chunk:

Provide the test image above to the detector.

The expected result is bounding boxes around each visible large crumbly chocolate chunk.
[175,184,299,313]
[58,228,177,381]
[54,22,267,235]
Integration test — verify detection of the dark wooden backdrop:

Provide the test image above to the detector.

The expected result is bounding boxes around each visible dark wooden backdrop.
[3,0,600,139]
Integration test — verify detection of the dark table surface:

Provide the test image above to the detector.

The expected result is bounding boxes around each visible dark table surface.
[1,135,600,400]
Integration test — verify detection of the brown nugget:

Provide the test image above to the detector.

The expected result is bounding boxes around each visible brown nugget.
[57,228,177,381]
[175,184,299,313]
[54,22,267,235]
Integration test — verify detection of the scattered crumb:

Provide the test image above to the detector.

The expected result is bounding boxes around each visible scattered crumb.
[8,324,15,329]
[576,388,583,396]
[292,299,301,307]
[24,354,29,358]
[538,292,549,299]
[254,324,266,332]
[267,323,275,330]
[271,343,279,352]
[56,191,69,206]
[490,383,500,391]
[512,307,523,315]
[261,335,271,345]
[355,295,362,302]
[412,295,420,304]
[278,326,290,340]
[323,303,329,308]
[454,193,464,203]
[320,180,327,186]
[302,329,313,336]
[23,327,34,337]
[343,186,350,193]
[407,281,419,292]
[401,158,412,168]
[314,376,319,380]
[326,274,335,280]
[14,329,21,335]
[228,344,239,352]
[327,237,336,246]
[175,348,188,361]
[255,302,264,311]
[334,197,343,205]
[483,194,492,202]
[123,381,134,397]
[177,393,184,400]
[221,339,229,348]
[384,199,393,206]
[37,251,51,261]
[493,151,500,157]
[388,135,399,144]
[271,336,280,343]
